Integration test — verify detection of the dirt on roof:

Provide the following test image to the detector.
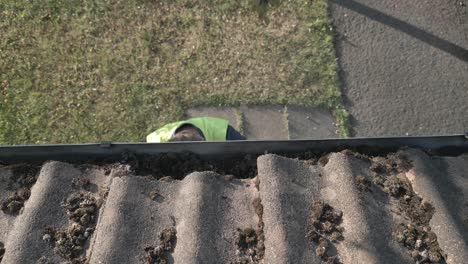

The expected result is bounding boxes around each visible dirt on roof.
[0,148,466,263]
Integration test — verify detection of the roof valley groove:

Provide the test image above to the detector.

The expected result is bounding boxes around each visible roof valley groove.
[404,149,468,263]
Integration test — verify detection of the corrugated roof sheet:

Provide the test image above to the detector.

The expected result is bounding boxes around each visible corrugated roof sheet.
[0,148,467,263]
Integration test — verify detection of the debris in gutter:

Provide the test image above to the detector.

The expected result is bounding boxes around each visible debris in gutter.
[98,186,110,199]
[71,178,91,190]
[370,153,412,175]
[1,164,40,215]
[1,189,28,214]
[232,197,265,264]
[307,200,343,263]
[122,152,257,179]
[252,197,265,261]
[149,190,160,201]
[370,155,447,264]
[43,191,101,263]
[394,223,446,263]
[144,227,177,264]
[355,175,371,192]
[234,227,258,264]
[340,149,371,162]
[318,155,329,166]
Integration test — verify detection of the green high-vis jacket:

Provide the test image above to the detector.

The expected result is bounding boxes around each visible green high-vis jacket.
[146,117,229,142]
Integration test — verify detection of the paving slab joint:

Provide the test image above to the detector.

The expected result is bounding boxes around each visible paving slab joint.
[283,106,290,140]
[234,108,245,136]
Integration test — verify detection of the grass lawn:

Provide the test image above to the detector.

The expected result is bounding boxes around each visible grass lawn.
[0,0,347,144]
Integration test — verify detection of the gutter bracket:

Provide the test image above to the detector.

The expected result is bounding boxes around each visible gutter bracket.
[99,141,112,148]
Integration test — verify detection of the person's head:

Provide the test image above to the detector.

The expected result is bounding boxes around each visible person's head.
[168,124,205,142]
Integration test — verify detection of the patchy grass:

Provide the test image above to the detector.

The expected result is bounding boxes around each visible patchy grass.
[0,0,346,144]
[333,106,350,138]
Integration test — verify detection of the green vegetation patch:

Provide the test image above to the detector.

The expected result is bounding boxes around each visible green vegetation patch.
[0,0,345,144]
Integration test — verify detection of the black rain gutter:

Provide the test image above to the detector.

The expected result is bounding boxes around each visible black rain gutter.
[0,134,467,163]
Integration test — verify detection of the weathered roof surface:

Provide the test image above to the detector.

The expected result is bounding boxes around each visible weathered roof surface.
[0,148,467,263]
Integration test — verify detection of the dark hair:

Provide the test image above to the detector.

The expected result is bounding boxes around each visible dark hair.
[168,124,205,142]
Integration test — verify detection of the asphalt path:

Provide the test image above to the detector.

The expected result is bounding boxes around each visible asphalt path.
[330,0,468,137]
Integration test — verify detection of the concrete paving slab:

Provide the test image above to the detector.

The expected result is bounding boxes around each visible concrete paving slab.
[241,105,289,140]
[185,106,239,130]
[287,106,337,139]
[331,0,468,136]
